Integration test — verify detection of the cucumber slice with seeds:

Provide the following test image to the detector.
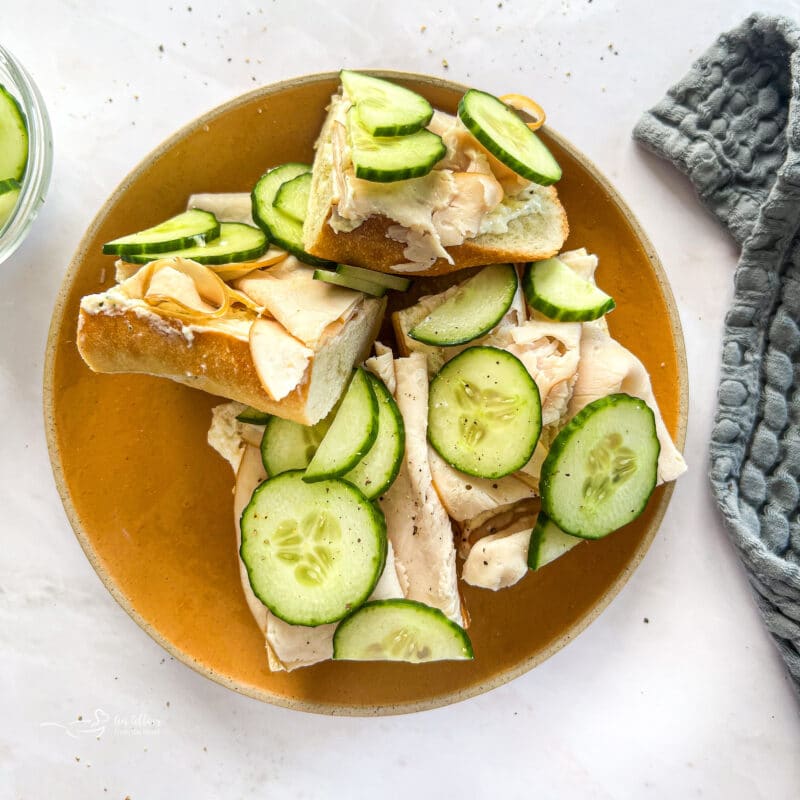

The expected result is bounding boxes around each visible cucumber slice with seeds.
[313,268,387,297]
[120,222,267,265]
[103,209,221,256]
[523,257,615,321]
[540,394,660,539]
[428,346,542,479]
[336,264,411,292]
[333,599,473,662]
[304,368,379,482]
[458,89,561,185]
[341,70,434,137]
[260,413,333,476]
[0,178,21,229]
[273,172,312,224]
[409,263,518,346]
[240,471,387,626]
[236,406,270,424]
[252,163,333,267]
[341,373,405,499]
[348,107,446,183]
[0,84,28,182]
[527,512,581,570]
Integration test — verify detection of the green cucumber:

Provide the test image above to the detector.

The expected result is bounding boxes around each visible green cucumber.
[540,394,660,539]
[333,599,473,662]
[260,413,332,476]
[409,263,518,346]
[458,89,561,185]
[336,264,411,292]
[523,258,615,321]
[341,373,405,499]
[0,84,28,182]
[527,512,581,570]
[236,406,270,424]
[103,209,221,256]
[120,222,267,265]
[252,163,332,266]
[428,346,542,479]
[273,172,312,224]
[340,70,433,137]
[313,268,387,297]
[347,107,446,183]
[303,368,379,482]
[0,178,21,229]
[240,471,387,626]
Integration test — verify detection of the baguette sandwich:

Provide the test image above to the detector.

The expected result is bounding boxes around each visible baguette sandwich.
[302,73,569,276]
[77,253,386,425]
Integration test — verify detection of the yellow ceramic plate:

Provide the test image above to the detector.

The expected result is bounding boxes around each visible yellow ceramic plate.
[44,72,687,715]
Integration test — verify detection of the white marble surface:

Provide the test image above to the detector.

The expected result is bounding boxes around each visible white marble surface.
[2,0,799,797]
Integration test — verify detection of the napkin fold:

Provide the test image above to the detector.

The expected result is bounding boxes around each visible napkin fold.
[634,13,800,696]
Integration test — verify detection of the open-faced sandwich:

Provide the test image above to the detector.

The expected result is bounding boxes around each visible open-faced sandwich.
[76,71,686,670]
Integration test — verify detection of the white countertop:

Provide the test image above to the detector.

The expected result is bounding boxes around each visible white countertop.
[2,0,799,797]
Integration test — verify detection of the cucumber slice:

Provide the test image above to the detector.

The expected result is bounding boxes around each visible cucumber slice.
[540,394,660,539]
[303,368,379,482]
[409,263,518,346]
[458,89,562,185]
[252,163,332,266]
[333,599,473,662]
[240,471,387,626]
[523,258,615,321]
[0,85,28,182]
[0,178,21,229]
[120,222,267,265]
[260,413,333,476]
[527,512,581,570]
[103,209,221,256]
[273,172,311,224]
[336,264,411,292]
[340,70,434,137]
[236,406,270,424]
[341,374,405,499]
[348,108,446,183]
[428,346,542,479]
[313,268,387,297]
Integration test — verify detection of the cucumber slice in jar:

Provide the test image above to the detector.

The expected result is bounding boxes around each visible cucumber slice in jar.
[540,394,660,539]
[303,368,379,482]
[333,599,473,662]
[347,108,446,183]
[428,346,542,479]
[458,89,562,185]
[409,263,518,346]
[120,222,267,265]
[341,373,405,500]
[103,209,221,256]
[260,413,333,476]
[523,257,615,321]
[273,172,312,224]
[340,70,434,136]
[527,512,581,571]
[0,178,21,229]
[313,268,388,297]
[240,471,387,626]
[335,264,411,292]
[0,85,28,182]
[251,163,333,266]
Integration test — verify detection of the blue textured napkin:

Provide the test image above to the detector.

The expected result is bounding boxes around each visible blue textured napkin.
[634,13,800,696]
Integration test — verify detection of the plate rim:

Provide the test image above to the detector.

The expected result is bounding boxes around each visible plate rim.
[43,70,688,716]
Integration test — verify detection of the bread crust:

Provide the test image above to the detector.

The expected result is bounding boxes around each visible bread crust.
[306,186,569,277]
[77,308,318,424]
